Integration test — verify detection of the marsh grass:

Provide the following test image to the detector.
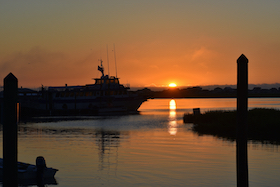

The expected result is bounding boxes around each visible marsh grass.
[184,108,280,144]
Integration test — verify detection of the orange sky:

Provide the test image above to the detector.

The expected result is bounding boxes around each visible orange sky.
[1,1,280,88]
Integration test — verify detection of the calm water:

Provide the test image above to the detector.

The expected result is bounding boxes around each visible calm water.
[1,98,280,186]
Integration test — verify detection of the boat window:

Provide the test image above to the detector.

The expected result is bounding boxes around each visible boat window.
[56,93,60,97]
[110,79,114,83]
[70,92,74,97]
[106,80,109,84]
[65,92,69,97]
[89,92,93,96]
[101,80,104,84]
[85,92,89,96]
[60,92,65,97]
[110,91,114,95]
[79,92,84,97]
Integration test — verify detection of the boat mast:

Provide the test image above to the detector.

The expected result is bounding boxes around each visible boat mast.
[114,43,118,78]
[106,44,110,77]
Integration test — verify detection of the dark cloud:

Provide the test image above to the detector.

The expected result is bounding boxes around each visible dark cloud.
[1,47,66,69]
[0,47,100,87]
[0,47,69,86]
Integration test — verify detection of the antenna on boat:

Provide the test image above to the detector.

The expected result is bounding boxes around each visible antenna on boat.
[106,44,110,77]
[98,59,104,77]
[114,43,118,78]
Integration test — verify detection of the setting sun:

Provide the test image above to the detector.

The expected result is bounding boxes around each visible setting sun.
[169,83,177,88]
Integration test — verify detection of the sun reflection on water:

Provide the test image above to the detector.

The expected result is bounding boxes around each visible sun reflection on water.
[168,99,177,135]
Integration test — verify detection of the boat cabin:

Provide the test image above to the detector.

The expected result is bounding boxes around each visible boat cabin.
[95,76,119,85]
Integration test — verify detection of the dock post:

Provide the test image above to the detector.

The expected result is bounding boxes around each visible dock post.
[3,73,18,187]
[236,54,249,187]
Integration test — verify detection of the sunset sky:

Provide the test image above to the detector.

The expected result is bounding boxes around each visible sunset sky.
[1,0,280,88]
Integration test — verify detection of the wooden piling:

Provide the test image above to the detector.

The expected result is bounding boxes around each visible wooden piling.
[3,73,18,187]
[236,54,249,187]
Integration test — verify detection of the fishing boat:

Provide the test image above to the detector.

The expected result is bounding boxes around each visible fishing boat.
[17,60,147,117]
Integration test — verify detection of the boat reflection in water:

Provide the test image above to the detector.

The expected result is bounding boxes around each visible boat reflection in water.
[94,130,122,172]
[168,99,178,135]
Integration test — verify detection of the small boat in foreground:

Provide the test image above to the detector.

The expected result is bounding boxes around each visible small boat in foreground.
[0,158,58,180]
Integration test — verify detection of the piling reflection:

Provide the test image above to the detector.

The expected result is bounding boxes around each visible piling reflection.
[168,99,177,135]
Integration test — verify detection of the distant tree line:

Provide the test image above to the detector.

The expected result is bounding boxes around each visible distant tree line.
[136,86,280,98]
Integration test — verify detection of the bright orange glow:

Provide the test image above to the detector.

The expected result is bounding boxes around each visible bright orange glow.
[169,83,177,88]
[169,99,176,110]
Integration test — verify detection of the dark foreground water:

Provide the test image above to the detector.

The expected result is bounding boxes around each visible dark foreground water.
[1,98,280,187]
